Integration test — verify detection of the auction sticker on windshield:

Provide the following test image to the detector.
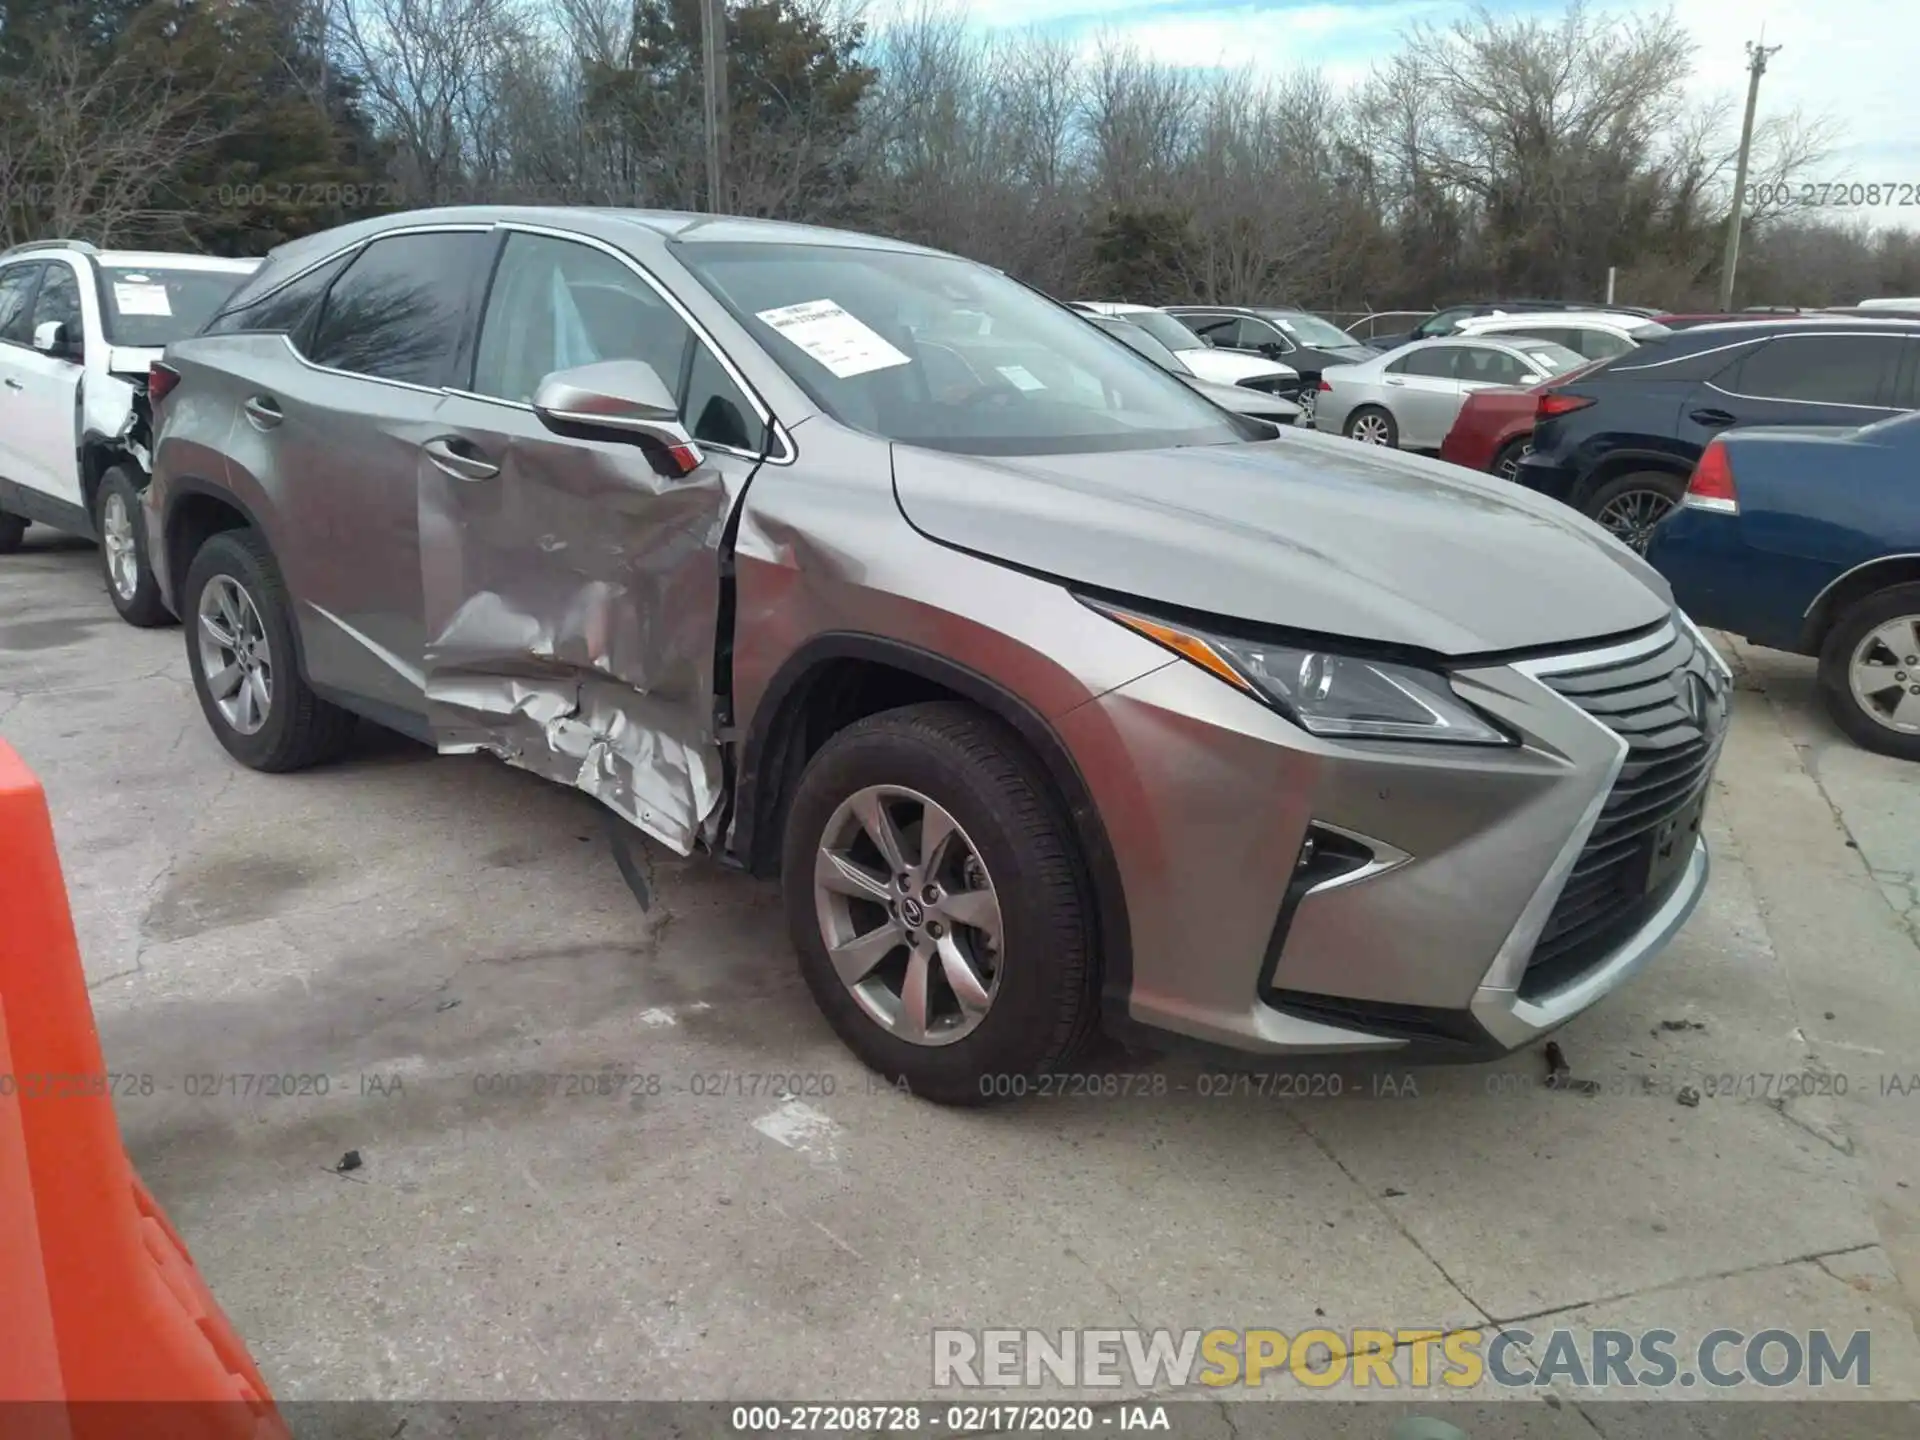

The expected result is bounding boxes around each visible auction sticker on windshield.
[112,279,172,316]
[756,299,910,378]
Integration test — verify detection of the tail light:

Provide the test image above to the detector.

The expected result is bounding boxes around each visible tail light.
[1535,392,1594,421]
[1684,440,1739,514]
[1317,377,1333,392]
[148,362,181,405]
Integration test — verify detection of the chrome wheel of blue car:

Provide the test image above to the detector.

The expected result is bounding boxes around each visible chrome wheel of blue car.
[1848,614,1920,736]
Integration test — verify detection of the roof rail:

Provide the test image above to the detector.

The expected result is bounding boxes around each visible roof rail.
[0,239,97,259]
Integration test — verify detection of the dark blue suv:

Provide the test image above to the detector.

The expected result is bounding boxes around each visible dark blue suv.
[1517,319,1920,550]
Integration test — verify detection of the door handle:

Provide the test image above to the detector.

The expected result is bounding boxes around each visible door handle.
[243,395,282,429]
[422,436,499,481]
[3,377,22,390]
[1689,407,1736,428]
[1385,377,1406,386]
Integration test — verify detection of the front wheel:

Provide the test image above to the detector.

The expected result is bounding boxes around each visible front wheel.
[1345,406,1397,446]
[96,465,172,626]
[781,702,1098,1105]
[1584,470,1684,553]
[1820,583,1920,761]
[182,528,358,771]
[0,510,24,553]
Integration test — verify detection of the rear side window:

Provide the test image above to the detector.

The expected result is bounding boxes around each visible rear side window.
[1389,348,1458,378]
[1179,313,1240,347]
[1723,334,1903,407]
[0,263,42,344]
[308,231,495,387]
[205,253,353,342]
[1577,329,1635,360]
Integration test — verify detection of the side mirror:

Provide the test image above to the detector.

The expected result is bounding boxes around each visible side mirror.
[33,320,79,362]
[531,359,702,478]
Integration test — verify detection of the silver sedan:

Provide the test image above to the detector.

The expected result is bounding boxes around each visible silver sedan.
[1316,336,1587,450]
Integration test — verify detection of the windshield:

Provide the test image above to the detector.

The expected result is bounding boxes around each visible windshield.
[1512,340,1589,375]
[1124,309,1205,352]
[1089,316,1190,374]
[99,265,255,347]
[1259,310,1360,348]
[679,243,1248,456]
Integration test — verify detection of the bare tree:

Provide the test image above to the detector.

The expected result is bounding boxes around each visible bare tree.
[331,0,532,204]
[0,22,223,248]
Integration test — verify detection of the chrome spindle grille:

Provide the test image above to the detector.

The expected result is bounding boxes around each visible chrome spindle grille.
[1524,623,1726,994]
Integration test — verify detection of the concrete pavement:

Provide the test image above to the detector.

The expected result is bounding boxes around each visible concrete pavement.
[4,530,1920,1428]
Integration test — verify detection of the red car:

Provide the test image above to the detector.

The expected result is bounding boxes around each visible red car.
[1439,384,1542,478]
[1441,361,1609,478]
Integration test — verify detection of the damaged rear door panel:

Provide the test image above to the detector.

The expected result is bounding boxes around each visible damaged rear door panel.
[418,227,773,855]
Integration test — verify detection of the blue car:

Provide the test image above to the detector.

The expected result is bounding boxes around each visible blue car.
[1648,410,1920,759]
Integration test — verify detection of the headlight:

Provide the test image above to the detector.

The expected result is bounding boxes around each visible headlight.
[1087,602,1513,746]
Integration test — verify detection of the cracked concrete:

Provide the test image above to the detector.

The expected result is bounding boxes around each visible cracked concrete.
[5,533,1920,1421]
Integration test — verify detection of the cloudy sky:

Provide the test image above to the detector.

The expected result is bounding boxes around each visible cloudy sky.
[911,0,1917,223]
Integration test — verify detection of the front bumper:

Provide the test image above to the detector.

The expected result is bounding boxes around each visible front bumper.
[1060,615,1728,1061]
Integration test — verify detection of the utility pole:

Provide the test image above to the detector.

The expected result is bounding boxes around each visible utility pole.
[1718,39,1781,312]
[701,0,729,214]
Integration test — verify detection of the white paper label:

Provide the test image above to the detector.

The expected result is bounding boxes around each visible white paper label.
[995,364,1046,391]
[113,282,171,317]
[755,299,909,378]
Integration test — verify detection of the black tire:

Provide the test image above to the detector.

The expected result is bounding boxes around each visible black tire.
[1345,405,1398,446]
[0,510,24,553]
[1582,470,1685,553]
[1818,582,1920,761]
[182,528,357,772]
[94,464,173,627]
[1490,436,1531,481]
[781,701,1097,1105]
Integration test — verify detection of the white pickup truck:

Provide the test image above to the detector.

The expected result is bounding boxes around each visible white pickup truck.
[0,241,257,624]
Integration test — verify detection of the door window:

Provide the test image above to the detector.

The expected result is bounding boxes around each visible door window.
[474,232,765,453]
[308,231,494,387]
[1388,347,1459,378]
[1238,319,1289,353]
[1178,313,1243,348]
[474,233,690,403]
[1723,335,1902,407]
[29,264,82,343]
[1456,347,1532,384]
[0,263,43,345]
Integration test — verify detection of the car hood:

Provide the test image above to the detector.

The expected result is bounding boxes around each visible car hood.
[891,428,1672,656]
[1181,374,1302,420]
[1312,344,1380,364]
[1183,348,1296,384]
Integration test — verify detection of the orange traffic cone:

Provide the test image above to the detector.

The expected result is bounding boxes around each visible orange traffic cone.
[0,739,289,1440]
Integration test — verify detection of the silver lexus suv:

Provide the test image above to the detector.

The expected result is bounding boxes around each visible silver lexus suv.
[146,208,1729,1103]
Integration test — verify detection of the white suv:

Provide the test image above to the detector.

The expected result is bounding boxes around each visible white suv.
[0,241,257,624]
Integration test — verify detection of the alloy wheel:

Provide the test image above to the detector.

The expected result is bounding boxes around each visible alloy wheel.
[102,492,140,601]
[1848,615,1920,736]
[1594,488,1675,553]
[812,785,1003,1046]
[196,575,273,736]
[1351,413,1391,445]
